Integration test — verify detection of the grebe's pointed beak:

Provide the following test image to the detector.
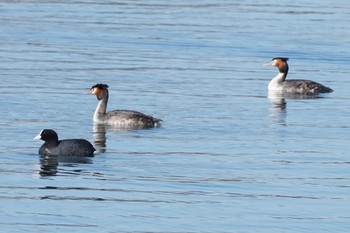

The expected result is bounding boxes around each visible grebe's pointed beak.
[263,60,274,66]
[84,89,93,95]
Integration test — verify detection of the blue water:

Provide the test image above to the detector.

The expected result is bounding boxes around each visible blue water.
[1,1,350,232]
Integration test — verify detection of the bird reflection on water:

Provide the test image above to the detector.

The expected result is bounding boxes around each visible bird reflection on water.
[39,155,58,177]
[268,90,330,125]
[92,123,158,154]
[92,124,108,154]
[38,155,92,177]
[92,124,129,154]
[268,91,287,125]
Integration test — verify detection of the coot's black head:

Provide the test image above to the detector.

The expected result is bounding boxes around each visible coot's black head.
[34,129,59,142]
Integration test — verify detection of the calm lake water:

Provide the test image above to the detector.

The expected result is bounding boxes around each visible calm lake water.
[1,0,350,232]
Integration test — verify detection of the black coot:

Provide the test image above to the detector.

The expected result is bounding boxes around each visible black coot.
[34,129,95,157]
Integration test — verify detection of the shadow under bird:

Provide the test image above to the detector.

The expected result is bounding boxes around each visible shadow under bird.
[86,84,161,128]
[34,129,95,157]
[264,57,333,94]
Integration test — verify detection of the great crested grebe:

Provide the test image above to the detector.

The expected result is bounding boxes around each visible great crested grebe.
[34,129,95,157]
[264,57,333,94]
[87,84,161,128]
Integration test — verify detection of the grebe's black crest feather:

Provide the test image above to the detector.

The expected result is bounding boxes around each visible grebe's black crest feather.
[272,57,289,62]
[91,83,109,89]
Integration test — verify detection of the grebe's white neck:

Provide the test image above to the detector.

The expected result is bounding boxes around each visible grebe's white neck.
[268,72,287,91]
[268,59,288,91]
[93,90,108,123]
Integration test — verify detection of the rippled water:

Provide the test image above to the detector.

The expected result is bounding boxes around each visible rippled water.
[1,1,350,232]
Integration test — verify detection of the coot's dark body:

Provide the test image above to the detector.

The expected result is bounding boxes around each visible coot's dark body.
[34,129,95,157]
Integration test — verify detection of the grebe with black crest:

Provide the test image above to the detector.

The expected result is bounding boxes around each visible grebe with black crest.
[264,57,333,94]
[87,84,161,128]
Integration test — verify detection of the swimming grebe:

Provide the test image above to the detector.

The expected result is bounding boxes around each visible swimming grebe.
[264,57,333,94]
[87,84,161,128]
[34,129,95,157]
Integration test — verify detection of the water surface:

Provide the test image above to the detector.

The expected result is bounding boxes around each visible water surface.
[0,0,349,232]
